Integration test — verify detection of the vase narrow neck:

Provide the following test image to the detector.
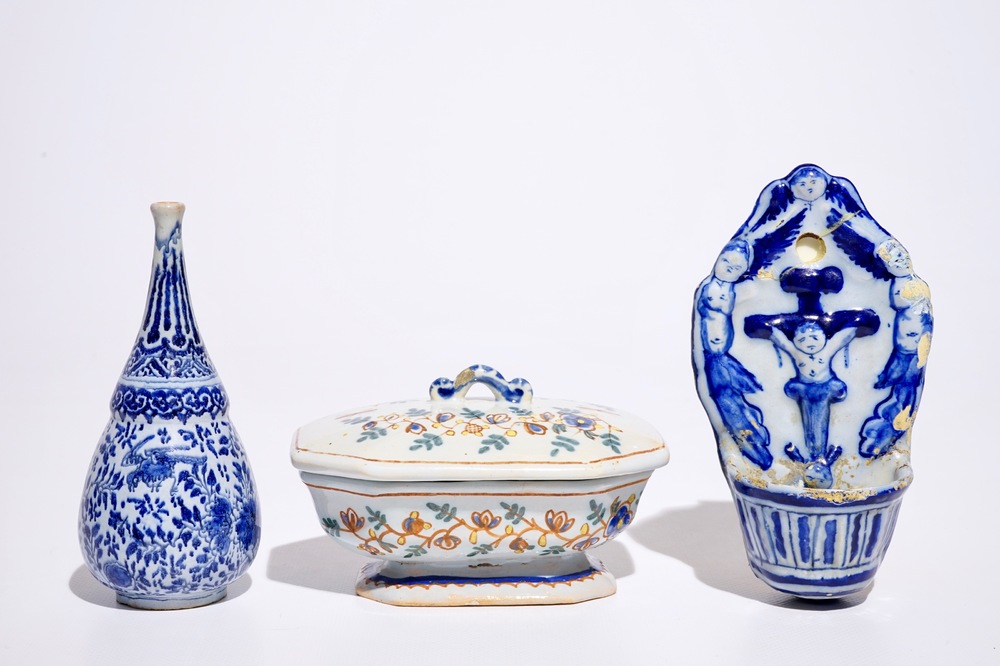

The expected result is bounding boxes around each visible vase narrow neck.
[120,203,217,382]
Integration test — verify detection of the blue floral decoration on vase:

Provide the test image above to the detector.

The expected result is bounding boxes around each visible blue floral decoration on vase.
[78,202,260,610]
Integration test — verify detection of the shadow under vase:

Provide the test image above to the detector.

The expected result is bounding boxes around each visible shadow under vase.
[69,565,252,610]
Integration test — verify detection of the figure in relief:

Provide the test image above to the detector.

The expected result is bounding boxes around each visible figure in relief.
[695,240,772,469]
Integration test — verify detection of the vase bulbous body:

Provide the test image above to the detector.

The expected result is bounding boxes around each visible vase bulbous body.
[79,202,260,610]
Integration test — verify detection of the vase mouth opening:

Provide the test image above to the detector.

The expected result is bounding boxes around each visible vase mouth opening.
[151,201,186,213]
[150,202,186,241]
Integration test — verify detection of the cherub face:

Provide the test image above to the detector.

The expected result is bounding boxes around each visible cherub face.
[790,171,828,202]
[793,324,827,354]
[878,239,912,277]
[713,248,749,282]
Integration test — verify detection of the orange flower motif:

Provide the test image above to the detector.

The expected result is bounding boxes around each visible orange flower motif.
[339,508,365,533]
[433,534,461,550]
[572,536,600,551]
[522,422,547,435]
[471,510,501,529]
[463,423,485,436]
[544,509,574,534]
[402,511,431,535]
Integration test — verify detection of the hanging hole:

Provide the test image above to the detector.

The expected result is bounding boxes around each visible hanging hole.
[795,233,826,263]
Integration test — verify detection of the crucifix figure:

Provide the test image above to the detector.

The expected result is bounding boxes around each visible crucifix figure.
[745,266,880,489]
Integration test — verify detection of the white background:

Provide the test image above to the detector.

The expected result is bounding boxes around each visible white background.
[1,2,997,663]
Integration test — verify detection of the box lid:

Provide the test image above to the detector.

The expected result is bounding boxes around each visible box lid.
[291,365,669,481]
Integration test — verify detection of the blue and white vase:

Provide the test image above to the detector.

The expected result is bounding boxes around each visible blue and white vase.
[79,202,260,609]
[692,166,932,598]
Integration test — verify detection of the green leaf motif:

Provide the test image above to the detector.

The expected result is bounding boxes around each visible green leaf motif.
[461,408,486,419]
[540,545,566,556]
[410,433,444,451]
[550,435,578,457]
[500,502,526,524]
[553,423,567,434]
[366,506,388,530]
[468,543,495,557]
[478,433,509,454]
[600,432,622,454]
[404,545,427,559]
[427,502,457,522]
[321,517,340,537]
[555,435,578,449]
[356,428,388,443]
[588,499,606,524]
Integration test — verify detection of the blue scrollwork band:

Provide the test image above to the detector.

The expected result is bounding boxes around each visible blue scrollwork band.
[111,383,229,423]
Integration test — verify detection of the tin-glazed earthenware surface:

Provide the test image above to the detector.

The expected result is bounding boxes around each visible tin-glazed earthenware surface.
[78,203,261,610]
[692,165,932,598]
[291,365,669,606]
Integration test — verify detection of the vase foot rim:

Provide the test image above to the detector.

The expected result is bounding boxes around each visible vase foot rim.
[749,562,877,598]
[356,555,616,606]
[116,587,227,610]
